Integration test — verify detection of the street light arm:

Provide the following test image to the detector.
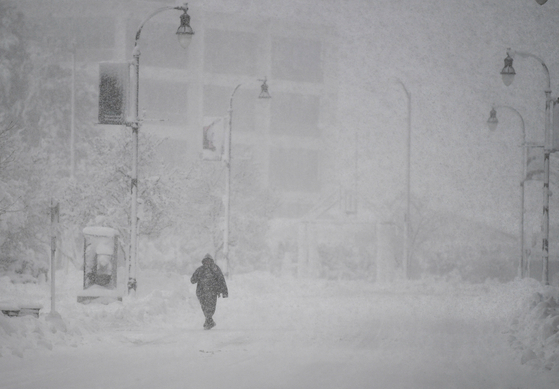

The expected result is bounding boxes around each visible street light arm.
[223,84,243,167]
[134,4,190,46]
[492,105,526,144]
[227,78,269,162]
[395,78,411,101]
[507,48,551,92]
[229,77,271,110]
[229,84,242,111]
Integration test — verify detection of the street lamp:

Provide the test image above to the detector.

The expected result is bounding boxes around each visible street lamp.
[223,78,270,278]
[176,9,195,48]
[126,3,194,294]
[258,78,272,99]
[500,48,553,285]
[486,106,528,278]
[500,54,515,87]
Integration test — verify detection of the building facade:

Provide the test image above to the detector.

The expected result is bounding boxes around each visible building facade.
[20,0,340,219]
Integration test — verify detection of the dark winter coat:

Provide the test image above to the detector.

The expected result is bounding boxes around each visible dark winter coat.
[190,256,228,298]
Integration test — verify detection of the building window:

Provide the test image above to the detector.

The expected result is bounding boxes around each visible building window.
[272,36,323,83]
[157,138,189,165]
[269,148,320,192]
[232,144,253,161]
[271,92,320,137]
[139,79,188,123]
[204,29,257,76]
[203,85,256,132]
[70,16,115,49]
[33,16,115,62]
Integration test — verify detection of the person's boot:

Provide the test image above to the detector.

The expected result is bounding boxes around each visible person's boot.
[206,317,216,330]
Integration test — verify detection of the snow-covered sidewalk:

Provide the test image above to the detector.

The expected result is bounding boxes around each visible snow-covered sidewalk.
[1,269,558,388]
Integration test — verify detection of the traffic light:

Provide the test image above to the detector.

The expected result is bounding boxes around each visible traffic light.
[98,62,130,125]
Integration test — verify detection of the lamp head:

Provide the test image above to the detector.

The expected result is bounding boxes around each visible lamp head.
[487,108,498,132]
[500,53,515,87]
[259,77,271,99]
[536,0,548,5]
[176,6,194,49]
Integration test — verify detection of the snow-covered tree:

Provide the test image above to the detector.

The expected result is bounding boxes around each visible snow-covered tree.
[0,0,98,276]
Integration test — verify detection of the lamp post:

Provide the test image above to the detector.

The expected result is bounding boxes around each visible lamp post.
[395,79,411,280]
[224,78,271,278]
[487,106,527,278]
[500,48,552,285]
[126,3,194,294]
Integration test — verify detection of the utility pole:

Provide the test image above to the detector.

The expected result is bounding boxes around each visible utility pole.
[396,79,411,280]
[70,42,76,179]
[50,200,59,314]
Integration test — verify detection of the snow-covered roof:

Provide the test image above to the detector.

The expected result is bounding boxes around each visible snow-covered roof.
[83,226,118,237]
[95,241,114,255]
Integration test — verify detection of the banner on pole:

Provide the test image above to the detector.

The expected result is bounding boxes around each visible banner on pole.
[202,116,226,161]
[552,100,559,152]
[526,146,544,182]
[98,62,130,125]
[50,201,59,250]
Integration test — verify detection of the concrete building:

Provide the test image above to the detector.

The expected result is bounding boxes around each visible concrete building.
[20,0,340,219]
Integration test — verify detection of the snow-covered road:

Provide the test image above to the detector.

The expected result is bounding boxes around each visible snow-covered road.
[1,271,558,388]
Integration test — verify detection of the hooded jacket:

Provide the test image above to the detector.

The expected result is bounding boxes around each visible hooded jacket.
[190,255,228,298]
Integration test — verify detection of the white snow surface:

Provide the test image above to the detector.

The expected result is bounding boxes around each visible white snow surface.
[0,269,558,388]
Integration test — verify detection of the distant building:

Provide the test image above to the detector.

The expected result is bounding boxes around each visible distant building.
[19,0,340,219]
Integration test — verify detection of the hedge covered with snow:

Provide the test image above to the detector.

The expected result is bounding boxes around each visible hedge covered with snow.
[507,279,559,371]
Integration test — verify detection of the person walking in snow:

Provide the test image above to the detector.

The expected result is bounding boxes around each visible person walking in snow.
[190,253,228,330]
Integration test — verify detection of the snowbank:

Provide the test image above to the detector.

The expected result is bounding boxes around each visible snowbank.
[507,278,559,371]
[0,268,197,358]
[0,268,558,374]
